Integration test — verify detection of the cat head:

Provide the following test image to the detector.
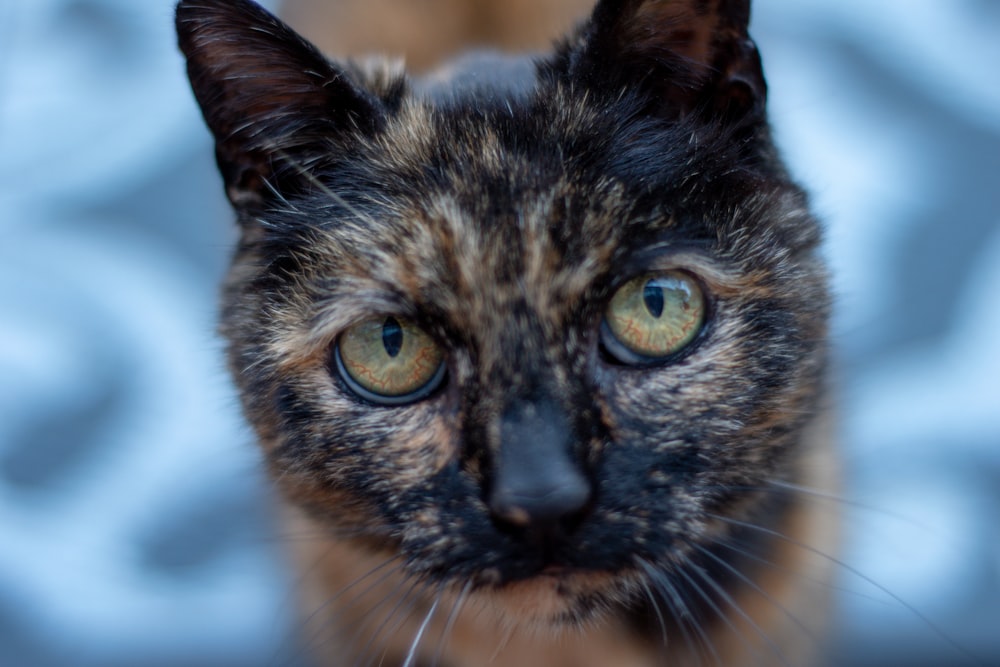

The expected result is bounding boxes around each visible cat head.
[177,0,828,626]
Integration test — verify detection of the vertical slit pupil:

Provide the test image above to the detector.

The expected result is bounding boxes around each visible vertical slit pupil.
[643,282,665,318]
[382,317,404,357]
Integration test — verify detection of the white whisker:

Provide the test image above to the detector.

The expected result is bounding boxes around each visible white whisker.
[684,544,792,667]
[637,556,719,667]
[634,560,669,648]
[691,540,820,651]
[352,576,423,667]
[675,562,749,666]
[402,590,442,667]
[431,580,472,667]
[292,555,403,666]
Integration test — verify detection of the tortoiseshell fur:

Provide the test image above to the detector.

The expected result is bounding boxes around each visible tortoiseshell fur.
[178,0,837,664]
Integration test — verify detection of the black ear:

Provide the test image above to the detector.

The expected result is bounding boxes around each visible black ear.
[176,0,383,207]
[568,0,765,126]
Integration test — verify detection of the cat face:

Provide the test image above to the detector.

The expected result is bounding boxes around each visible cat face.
[178,0,829,627]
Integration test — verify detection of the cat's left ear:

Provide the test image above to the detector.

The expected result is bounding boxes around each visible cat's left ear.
[176,0,385,208]
[568,0,765,126]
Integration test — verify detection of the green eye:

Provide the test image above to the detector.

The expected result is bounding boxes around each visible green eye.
[602,271,705,363]
[335,316,446,404]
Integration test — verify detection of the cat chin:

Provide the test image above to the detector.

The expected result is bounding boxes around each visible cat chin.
[468,569,630,633]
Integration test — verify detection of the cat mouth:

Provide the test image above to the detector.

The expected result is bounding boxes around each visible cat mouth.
[489,516,594,579]
[483,544,595,585]
[479,567,623,628]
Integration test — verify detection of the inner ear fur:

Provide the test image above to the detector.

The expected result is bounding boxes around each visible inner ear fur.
[176,0,384,207]
[573,0,766,125]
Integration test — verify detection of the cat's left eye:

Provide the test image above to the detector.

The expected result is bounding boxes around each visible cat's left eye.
[601,271,706,365]
[334,316,446,405]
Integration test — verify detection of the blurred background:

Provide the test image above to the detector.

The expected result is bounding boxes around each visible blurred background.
[1,0,997,665]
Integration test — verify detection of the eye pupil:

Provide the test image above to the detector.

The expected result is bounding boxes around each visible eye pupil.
[382,317,404,358]
[336,316,446,404]
[603,271,706,364]
[642,282,665,318]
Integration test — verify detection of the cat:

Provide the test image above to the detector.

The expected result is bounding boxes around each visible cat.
[176,0,837,665]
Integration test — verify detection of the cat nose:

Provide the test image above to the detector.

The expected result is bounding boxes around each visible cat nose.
[488,399,592,529]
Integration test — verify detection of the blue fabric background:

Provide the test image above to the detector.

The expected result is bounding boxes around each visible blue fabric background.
[1,0,997,665]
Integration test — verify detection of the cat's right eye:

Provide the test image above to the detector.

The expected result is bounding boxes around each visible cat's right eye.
[601,271,706,365]
[334,316,446,405]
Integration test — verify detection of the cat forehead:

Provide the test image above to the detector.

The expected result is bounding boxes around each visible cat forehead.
[275,80,785,337]
[336,86,682,247]
[372,87,600,185]
[301,157,630,330]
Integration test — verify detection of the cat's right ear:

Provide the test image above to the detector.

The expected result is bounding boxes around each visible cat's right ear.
[176,0,383,208]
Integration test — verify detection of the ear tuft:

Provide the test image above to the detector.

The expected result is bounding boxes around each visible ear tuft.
[176,0,383,207]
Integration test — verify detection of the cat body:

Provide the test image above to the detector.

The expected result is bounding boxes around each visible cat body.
[177,0,836,665]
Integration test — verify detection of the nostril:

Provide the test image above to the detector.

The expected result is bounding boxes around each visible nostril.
[489,474,591,528]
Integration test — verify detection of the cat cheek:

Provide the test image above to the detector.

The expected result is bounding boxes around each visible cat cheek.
[388,413,461,483]
[330,414,460,506]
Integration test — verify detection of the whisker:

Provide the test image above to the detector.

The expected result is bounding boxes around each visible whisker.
[715,479,957,562]
[764,479,927,526]
[402,588,443,667]
[273,551,400,666]
[712,532,889,605]
[351,575,424,667]
[636,555,705,662]
[266,540,337,667]
[690,539,821,650]
[300,558,406,665]
[707,512,988,667]
[431,579,473,667]
[637,557,720,667]
[674,560,755,666]
[691,481,906,524]
[489,622,516,664]
[683,542,792,667]
[633,558,669,648]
